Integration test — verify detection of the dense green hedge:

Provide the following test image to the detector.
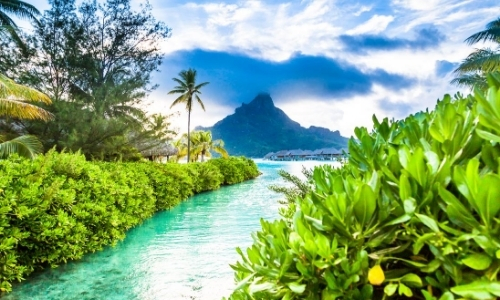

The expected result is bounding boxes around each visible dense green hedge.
[228,77,500,299]
[0,153,259,293]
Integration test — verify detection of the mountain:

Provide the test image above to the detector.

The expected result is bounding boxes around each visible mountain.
[197,93,349,157]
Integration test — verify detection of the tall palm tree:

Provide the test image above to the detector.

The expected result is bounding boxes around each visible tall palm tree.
[190,130,228,162]
[453,17,500,90]
[0,73,52,158]
[168,69,209,163]
[0,0,41,50]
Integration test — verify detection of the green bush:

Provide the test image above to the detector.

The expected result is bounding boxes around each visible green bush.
[0,153,258,293]
[207,156,259,185]
[228,76,500,299]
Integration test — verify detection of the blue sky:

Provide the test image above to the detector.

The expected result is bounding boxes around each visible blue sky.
[30,0,499,136]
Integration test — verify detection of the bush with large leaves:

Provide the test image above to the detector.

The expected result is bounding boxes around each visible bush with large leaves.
[228,76,500,300]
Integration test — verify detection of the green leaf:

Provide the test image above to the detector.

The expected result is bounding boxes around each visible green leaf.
[438,292,455,300]
[287,282,306,294]
[415,213,440,233]
[421,290,437,300]
[353,184,377,226]
[400,173,412,200]
[398,283,413,297]
[233,273,255,291]
[401,273,423,287]
[451,281,500,300]
[384,283,398,296]
[249,281,275,293]
[404,198,416,215]
[476,129,500,143]
[462,253,492,270]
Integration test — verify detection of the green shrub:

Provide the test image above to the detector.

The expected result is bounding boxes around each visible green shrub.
[228,76,500,299]
[0,154,258,293]
[206,156,260,184]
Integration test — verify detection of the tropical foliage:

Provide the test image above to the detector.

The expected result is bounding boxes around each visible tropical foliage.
[227,76,500,300]
[0,74,52,158]
[190,130,228,161]
[0,0,40,50]
[169,69,209,162]
[453,17,500,90]
[172,130,228,162]
[0,0,172,161]
[0,152,259,293]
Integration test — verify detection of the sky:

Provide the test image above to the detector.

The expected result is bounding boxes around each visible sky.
[29,0,499,137]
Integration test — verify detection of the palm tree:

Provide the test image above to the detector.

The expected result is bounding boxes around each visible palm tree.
[172,137,187,162]
[0,73,52,158]
[0,0,41,50]
[453,18,500,90]
[168,69,209,163]
[190,130,228,162]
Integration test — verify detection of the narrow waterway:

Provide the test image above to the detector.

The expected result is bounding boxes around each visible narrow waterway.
[4,160,338,300]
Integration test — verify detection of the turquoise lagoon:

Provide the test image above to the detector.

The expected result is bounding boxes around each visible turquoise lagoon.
[4,160,339,300]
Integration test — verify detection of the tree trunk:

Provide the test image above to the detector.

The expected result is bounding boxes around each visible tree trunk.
[187,107,191,163]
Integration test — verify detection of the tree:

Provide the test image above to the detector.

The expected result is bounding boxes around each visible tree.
[168,69,209,163]
[452,17,500,90]
[171,137,187,162]
[190,130,228,162]
[0,0,40,50]
[0,73,52,158]
[12,0,172,160]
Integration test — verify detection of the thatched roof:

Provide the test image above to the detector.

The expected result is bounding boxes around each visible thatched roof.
[141,143,178,157]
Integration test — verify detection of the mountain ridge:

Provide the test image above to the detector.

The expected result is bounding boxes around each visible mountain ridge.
[197,93,348,157]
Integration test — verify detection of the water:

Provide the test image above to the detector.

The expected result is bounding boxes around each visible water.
[3,160,339,300]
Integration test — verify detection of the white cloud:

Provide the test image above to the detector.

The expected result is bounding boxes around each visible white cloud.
[155,0,343,61]
[392,0,443,11]
[353,5,373,17]
[346,15,395,35]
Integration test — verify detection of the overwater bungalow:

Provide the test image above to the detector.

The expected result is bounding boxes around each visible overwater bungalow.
[263,147,348,161]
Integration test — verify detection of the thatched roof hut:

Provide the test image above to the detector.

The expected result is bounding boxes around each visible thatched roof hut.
[141,143,178,160]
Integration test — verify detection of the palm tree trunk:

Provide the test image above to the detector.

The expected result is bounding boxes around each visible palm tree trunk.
[201,150,205,162]
[187,108,191,163]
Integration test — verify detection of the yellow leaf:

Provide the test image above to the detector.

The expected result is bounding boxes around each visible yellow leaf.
[368,265,385,285]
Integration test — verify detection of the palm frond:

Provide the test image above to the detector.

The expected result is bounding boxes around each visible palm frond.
[450,74,488,91]
[0,74,52,104]
[172,77,187,88]
[194,81,209,90]
[170,94,188,109]
[168,89,186,95]
[454,48,500,74]
[195,94,205,111]
[465,18,500,45]
[0,134,43,159]
[0,98,54,120]
[0,25,28,52]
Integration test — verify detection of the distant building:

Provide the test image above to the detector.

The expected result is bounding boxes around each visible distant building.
[263,147,348,161]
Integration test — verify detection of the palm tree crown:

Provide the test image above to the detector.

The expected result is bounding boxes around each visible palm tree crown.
[453,18,500,90]
[168,68,209,163]
[190,130,228,162]
[0,73,52,159]
[0,0,41,49]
